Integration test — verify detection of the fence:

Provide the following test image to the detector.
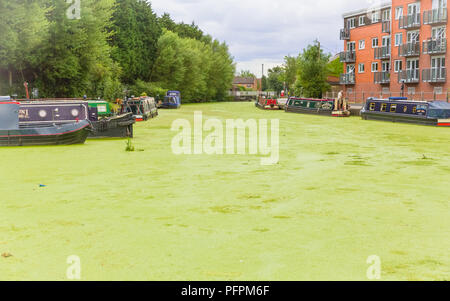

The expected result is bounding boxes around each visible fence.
[324,90,450,103]
[228,91,278,101]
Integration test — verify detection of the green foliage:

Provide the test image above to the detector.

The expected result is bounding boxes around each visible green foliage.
[238,70,256,78]
[295,41,331,98]
[327,57,344,78]
[130,79,167,100]
[267,66,285,95]
[152,30,234,103]
[0,0,235,101]
[125,138,135,152]
[111,0,162,84]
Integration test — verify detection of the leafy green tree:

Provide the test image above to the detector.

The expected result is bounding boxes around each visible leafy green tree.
[295,41,330,98]
[238,70,256,78]
[327,56,344,78]
[267,66,285,95]
[0,0,48,94]
[261,75,268,91]
[110,0,161,84]
[283,56,299,94]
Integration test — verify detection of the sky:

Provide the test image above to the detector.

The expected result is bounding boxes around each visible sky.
[150,0,386,77]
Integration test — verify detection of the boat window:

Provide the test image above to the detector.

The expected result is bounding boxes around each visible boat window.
[381,103,387,111]
[369,103,376,111]
[390,104,397,112]
[412,106,417,114]
[403,106,408,113]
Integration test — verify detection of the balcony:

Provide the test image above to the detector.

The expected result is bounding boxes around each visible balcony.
[422,68,446,83]
[382,21,390,33]
[340,73,355,85]
[398,42,421,57]
[399,14,421,29]
[340,28,350,40]
[423,8,448,25]
[398,70,420,83]
[374,46,391,60]
[340,51,356,63]
[423,38,447,54]
[374,72,390,84]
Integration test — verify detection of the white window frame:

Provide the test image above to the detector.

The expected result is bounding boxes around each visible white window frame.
[359,16,365,26]
[395,33,403,46]
[371,62,379,72]
[382,9,391,21]
[359,39,365,50]
[372,37,379,48]
[372,11,381,23]
[395,7,403,20]
[394,60,403,73]
[349,18,356,29]
[358,63,365,73]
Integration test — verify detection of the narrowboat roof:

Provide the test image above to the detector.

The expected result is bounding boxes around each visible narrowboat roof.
[289,97,335,102]
[367,97,429,104]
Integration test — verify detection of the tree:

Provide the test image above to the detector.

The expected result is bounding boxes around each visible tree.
[327,56,344,78]
[238,70,256,78]
[110,0,162,84]
[283,56,299,94]
[295,41,330,98]
[0,0,48,94]
[267,66,285,95]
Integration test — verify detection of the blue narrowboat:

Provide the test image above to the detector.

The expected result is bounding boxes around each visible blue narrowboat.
[17,100,135,138]
[0,102,91,147]
[160,91,181,109]
[361,97,450,127]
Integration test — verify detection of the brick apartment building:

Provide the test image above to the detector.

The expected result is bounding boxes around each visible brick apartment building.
[340,0,449,102]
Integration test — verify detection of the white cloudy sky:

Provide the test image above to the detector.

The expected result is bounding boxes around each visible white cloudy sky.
[150,0,384,77]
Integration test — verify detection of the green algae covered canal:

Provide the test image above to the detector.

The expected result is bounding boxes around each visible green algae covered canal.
[0,102,449,280]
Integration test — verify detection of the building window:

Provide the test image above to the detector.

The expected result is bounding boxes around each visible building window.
[358,63,365,73]
[382,9,391,21]
[408,87,416,95]
[349,18,356,29]
[372,38,379,48]
[359,16,365,26]
[372,11,381,23]
[359,40,365,50]
[372,62,379,72]
[395,7,403,20]
[394,60,403,73]
[434,87,443,95]
[395,33,403,46]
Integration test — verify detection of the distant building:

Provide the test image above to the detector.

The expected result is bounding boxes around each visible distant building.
[339,0,449,101]
[232,77,261,91]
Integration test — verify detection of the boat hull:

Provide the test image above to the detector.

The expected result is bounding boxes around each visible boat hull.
[361,111,448,126]
[0,121,91,147]
[285,106,334,116]
[89,113,135,138]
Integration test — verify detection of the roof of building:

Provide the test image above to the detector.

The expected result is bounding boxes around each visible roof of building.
[343,2,391,19]
[233,77,256,85]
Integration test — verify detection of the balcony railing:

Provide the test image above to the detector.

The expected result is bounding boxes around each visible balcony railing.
[423,38,447,54]
[423,8,448,25]
[374,46,391,60]
[340,28,350,40]
[398,42,421,57]
[422,68,446,83]
[374,71,390,84]
[340,51,356,63]
[382,21,391,33]
[399,14,421,29]
[398,70,420,83]
[340,73,355,85]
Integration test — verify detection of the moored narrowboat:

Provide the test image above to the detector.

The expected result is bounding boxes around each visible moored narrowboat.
[159,91,181,109]
[255,97,280,110]
[285,97,350,117]
[17,100,135,138]
[0,102,91,147]
[121,96,158,121]
[361,97,450,127]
